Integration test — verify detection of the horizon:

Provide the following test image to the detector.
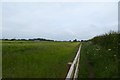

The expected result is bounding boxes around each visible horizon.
[1,30,119,41]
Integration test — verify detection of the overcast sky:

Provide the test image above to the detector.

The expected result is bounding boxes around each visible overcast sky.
[2,1,118,41]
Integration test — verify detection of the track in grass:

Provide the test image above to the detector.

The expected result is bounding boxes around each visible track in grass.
[79,42,118,78]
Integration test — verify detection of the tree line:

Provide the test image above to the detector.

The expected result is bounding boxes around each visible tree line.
[2,38,54,41]
[2,38,81,42]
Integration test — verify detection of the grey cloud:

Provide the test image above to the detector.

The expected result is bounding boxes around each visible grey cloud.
[2,2,118,40]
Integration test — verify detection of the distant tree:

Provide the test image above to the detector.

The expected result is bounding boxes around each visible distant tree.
[73,39,77,42]
[27,38,54,41]
[2,39,9,40]
[28,39,34,41]
[69,40,71,42]
[81,40,83,42]
[20,39,27,41]
[10,38,16,41]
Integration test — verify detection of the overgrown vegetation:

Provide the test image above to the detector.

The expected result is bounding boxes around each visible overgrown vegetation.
[2,41,80,78]
[91,31,119,51]
[79,31,119,78]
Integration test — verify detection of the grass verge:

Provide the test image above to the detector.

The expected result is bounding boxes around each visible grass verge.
[79,42,118,78]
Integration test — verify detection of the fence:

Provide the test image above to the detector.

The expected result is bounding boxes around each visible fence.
[66,44,82,80]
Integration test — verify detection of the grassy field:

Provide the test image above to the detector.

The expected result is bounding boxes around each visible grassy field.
[79,32,119,78]
[2,41,80,78]
[0,40,2,78]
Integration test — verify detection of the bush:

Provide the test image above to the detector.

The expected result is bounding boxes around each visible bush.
[91,31,119,50]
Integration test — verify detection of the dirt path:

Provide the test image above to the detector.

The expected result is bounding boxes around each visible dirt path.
[86,57,95,78]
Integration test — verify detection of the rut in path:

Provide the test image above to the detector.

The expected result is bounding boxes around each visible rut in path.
[86,57,95,78]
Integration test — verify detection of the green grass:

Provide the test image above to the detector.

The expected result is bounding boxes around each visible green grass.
[0,40,2,78]
[2,41,80,78]
[79,42,118,78]
[79,32,119,78]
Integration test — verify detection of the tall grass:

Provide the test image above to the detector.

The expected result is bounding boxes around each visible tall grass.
[79,31,119,78]
[0,40,2,78]
[91,31,119,50]
[2,41,80,78]
[91,31,119,76]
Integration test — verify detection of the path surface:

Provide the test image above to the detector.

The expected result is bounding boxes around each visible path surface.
[78,43,95,78]
[86,57,95,78]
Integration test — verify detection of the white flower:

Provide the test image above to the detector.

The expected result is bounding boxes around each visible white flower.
[105,66,108,69]
[108,49,111,51]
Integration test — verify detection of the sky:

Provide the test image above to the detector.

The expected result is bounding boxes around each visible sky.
[1,1,118,41]
[1,0,120,2]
